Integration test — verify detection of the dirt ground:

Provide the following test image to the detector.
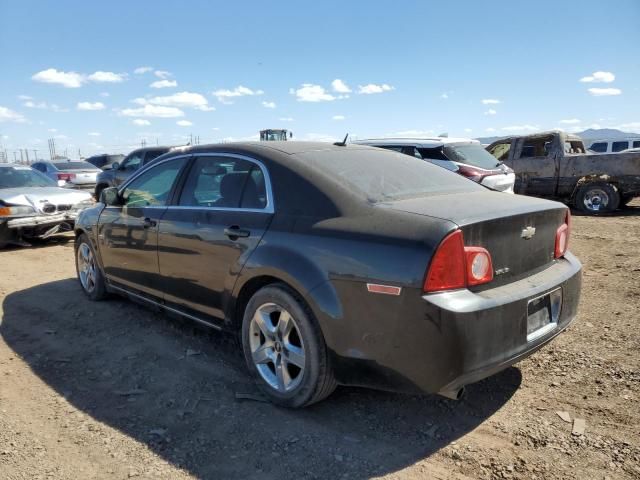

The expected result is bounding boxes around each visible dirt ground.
[1,202,639,480]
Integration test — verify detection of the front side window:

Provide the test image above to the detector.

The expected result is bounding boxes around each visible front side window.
[178,156,268,209]
[444,144,501,169]
[612,141,629,152]
[120,153,143,172]
[122,158,186,207]
[589,142,607,153]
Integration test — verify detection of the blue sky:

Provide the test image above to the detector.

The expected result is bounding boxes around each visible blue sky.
[1,0,639,158]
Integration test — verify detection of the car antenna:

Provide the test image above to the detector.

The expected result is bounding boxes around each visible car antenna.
[334,133,349,146]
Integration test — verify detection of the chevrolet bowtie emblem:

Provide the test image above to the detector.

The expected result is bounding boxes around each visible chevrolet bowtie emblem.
[521,226,536,239]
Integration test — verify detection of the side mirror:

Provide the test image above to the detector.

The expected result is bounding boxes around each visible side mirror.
[111,161,120,170]
[100,187,122,206]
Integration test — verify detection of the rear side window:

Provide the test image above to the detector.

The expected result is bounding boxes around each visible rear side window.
[178,156,268,209]
[144,150,168,164]
[589,142,607,153]
[633,141,640,149]
[612,141,629,152]
[443,144,500,169]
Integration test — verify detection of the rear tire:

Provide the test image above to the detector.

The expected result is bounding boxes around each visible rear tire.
[75,233,108,300]
[575,182,619,214]
[241,284,336,408]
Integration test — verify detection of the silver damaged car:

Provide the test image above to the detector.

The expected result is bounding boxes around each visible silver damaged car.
[0,163,94,248]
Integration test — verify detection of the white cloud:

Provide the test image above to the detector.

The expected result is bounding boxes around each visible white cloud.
[99,92,110,97]
[391,129,435,137]
[485,128,496,133]
[24,100,48,109]
[132,119,151,126]
[262,101,276,108]
[150,79,178,89]
[32,68,85,88]
[213,85,264,103]
[0,106,26,123]
[291,84,337,102]
[464,128,473,133]
[580,71,615,83]
[50,104,69,112]
[77,101,106,111]
[120,105,185,118]
[88,132,101,136]
[212,127,220,131]
[87,71,127,83]
[484,109,497,115]
[588,87,622,96]
[176,120,192,127]
[560,118,581,124]
[331,79,351,93]
[332,115,346,121]
[440,93,449,100]
[154,70,172,79]
[481,99,501,105]
[18,95,33,100]
[279,117,294,122]
[501,124,540,132]
[134,91,214,111]
[357,83,394,95]
[134,66,153,74]
[48,128,57,133]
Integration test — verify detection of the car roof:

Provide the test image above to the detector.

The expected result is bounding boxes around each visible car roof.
[353,137,479,147]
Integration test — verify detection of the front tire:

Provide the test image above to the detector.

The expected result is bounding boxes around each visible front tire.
[75,233,108,300]
[575,182,620,214]
[241,284,336,408]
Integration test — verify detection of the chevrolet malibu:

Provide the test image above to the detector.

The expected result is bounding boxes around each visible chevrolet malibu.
[74,142,582,407]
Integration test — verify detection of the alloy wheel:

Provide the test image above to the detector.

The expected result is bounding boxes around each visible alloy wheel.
[249,303,306,393]
[77,242,97,293]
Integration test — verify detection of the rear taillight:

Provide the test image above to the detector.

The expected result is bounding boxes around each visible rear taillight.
[456,164,488,182]
[424,230,494,292]
[57,173,76,181]
[554,210,571,258]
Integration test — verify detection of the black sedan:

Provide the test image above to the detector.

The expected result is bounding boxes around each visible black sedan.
[74,142,582,407]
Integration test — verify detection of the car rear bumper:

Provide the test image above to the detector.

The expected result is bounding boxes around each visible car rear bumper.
[326,252,582,396]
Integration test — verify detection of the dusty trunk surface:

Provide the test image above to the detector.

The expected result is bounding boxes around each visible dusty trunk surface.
[1,202,639,480]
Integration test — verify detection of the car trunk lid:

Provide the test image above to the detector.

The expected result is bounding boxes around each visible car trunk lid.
[379,191,568,286]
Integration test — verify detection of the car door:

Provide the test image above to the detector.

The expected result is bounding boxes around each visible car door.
[97,156,189,298]
[114,151,144,186]
[510,135,559,196]
[157,154,274,322]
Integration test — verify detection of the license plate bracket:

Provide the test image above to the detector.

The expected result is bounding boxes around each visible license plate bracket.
[527,288,562,342]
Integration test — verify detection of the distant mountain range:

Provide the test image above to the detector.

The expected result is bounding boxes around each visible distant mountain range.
[476,128,640,145]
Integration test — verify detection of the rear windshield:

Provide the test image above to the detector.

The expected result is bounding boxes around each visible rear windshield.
[443,144,501,169]
[53,161,96,170]
[301,148,482,203]
[0,167,56,188]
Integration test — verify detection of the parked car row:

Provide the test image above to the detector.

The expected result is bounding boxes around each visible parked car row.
[74,141,582,407]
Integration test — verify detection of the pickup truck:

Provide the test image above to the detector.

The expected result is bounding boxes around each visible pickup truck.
[486,130,640,214]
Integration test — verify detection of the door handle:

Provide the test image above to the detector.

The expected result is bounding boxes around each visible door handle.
[224,225,250,239]
[142,217,157,229]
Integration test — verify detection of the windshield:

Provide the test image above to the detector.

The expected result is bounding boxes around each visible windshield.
[53,161,97,170]
[301,148,482,203]
[0,167,57,188]
[444,144,501,169]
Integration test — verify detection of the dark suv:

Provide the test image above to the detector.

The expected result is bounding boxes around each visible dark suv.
[95,146,177,199]
[85,154,125,171]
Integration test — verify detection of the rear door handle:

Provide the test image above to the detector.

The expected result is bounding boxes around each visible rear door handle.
[142,217,157,229]
[224,225,250,239]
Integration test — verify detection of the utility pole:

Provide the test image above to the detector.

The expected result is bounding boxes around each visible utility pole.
[13,151,18,162]
[25,149,30,164]
[32,149,38,162]
[20,149,24,163]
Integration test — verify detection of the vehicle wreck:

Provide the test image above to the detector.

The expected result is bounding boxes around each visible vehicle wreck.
[486,130,640,213]
[0,164,94,248]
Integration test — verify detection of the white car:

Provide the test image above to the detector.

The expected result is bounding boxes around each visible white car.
[353,137,516,193]
[0,164,94,247]
[31,160,102,190]
[587,138,640,154]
